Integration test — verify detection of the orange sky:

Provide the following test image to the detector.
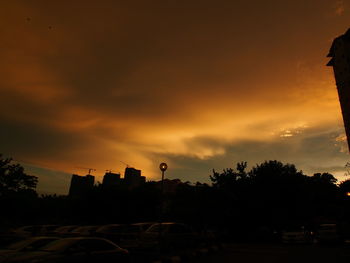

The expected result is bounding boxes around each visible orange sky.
[0,0,349,194]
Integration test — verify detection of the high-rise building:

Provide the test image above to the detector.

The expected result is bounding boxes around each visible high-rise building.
[124,167,146,188]
[68,174,95,197]
[327,28,350,152]
[102,172,121,188]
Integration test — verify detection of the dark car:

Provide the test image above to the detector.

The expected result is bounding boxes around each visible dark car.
[5,237,130,263]
[141,222,199,250]
[0,237,60,262]
[96,223,156,250]
[95,225,129,244]
[12,225,60,238]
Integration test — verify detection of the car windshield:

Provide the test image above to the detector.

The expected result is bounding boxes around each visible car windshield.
[40,239,75,252]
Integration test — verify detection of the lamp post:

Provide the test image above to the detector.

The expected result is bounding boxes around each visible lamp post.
[159,162,168,194]
[158,162,167,254]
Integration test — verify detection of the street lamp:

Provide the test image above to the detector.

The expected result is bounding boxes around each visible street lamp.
[158,162,167,255]
[159,162,168,206]
[159,163,168,186]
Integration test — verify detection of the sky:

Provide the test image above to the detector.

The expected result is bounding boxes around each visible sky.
[0,0,350,194]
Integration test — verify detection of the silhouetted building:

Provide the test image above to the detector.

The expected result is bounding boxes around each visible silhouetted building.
[102,172,121,188]
[68,174,95,197]
[327,28,350,152]
[124,167,146,188]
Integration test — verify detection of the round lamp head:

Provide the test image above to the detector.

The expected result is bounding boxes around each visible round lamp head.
[159,162,168,172]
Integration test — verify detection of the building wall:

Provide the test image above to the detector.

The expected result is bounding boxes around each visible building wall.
[68,174,95,197]
[328,29,350,152]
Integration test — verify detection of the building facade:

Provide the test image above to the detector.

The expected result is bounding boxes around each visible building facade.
[327,28,350,152]
[68,174,95,197]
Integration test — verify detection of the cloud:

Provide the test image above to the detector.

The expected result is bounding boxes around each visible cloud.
[0,0,349,193]
[155,124,349,183]
[334,0,345,16]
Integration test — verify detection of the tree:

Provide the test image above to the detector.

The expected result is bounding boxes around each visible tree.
[0,155,38,196]
[210,161,248,188]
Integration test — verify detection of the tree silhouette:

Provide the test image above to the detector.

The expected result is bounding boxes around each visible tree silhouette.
[0,154,38,196]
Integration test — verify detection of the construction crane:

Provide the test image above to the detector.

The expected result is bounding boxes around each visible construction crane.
[76,167,96,175]
[119,161,130,168]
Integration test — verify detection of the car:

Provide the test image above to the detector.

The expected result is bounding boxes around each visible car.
[281,226,313,244]
[12,226,42,238]
[95,224,126,241]
[315,224,342,243]
[5,237,130,263]
[0,236,60,262]
[141,222,199,250]
[96,223,156,250]
[12,225,60,238]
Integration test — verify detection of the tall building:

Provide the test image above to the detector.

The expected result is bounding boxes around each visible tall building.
[327,28,350,152]
[102,172,121,188]
[68,174,95,197]
[124,167,146,188]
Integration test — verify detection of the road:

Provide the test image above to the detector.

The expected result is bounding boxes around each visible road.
[192,243,350,263]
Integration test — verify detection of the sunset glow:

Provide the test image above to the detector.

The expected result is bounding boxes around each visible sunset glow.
[1,0,349,194]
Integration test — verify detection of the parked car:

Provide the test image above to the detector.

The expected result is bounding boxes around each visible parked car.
[5,237,130,263]
[12,225,60,238]
[12,226,42,238]
[0,236,60,262]
[96,223,155,250]
[281,226,313,244]
[315,224,342,243]
[141,222,199,250]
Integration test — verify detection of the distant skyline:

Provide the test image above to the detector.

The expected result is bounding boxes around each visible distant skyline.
[1,0,350,194]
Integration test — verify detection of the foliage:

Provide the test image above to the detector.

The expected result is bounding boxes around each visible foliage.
[0,155,38,195]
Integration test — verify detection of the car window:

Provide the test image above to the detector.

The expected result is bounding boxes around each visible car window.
[41,239,75,252]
